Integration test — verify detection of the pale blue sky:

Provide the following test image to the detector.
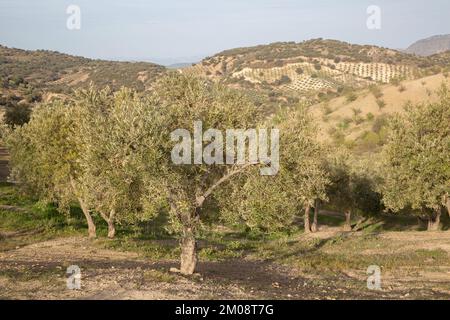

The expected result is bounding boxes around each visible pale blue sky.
[0,0,449,65]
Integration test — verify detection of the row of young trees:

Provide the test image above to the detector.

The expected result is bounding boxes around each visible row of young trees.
[3,74,449,274]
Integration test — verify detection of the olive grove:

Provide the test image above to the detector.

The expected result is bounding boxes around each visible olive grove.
[381,86,450,230]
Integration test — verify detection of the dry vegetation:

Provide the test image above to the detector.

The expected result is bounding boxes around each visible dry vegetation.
[310,73,450,152]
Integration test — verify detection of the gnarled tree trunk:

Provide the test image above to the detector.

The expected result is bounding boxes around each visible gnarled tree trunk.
[70,175,96,239]
[427,209,442,231]
[311,200,319,233]
[343,209,352,232]
[304,205,311,233]
[107,219,116,238]
[99,209,116,238]
[78,196,96,239]
[180,226,197,275]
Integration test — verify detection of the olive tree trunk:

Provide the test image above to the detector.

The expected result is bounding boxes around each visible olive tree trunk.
[70,175,96,239]
[343,209,352,232]
[173,165,251,275]
[99,209,116,238]
[427,209,442,231]
[311,200,319,233]
[78,196,96,239]
[304,205,311,233]
[180,226,197,275]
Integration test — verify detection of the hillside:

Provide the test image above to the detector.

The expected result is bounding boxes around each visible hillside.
[2,40,450,119]
[309,72,450,153]
[0,45,168,125]
[181,39,449,106]
[0,45,166,104]
[406,34,450,56]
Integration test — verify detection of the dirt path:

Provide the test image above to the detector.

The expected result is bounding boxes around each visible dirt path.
[0,235,448,300]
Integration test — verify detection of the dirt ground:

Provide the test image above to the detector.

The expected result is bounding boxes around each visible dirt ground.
[1,231,449,300]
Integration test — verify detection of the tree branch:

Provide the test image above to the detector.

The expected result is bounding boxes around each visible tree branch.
[196,163,253,207]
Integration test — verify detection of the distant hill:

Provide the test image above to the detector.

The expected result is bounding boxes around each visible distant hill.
[167,62,195,69]
[0,45,166,96]
[181,39,450,109]
[0,45,167,114]
[2,40,450,116]
[406,35,450,56]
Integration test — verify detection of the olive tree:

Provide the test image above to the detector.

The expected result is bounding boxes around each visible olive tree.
[278,108,329,233]
[72,87,159,238]
[221,107,330,234]
[326,149,354,231]
[141,74,262,274]
[5,101,97,238]
[326,149,383,231]
[381,86,450,230]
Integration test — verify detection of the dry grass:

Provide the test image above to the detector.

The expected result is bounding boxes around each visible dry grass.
[310,73,450,142]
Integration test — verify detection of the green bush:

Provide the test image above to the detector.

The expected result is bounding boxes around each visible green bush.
[3,103,31,127]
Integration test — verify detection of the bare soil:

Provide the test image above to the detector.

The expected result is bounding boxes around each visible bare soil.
[0,232,449,300]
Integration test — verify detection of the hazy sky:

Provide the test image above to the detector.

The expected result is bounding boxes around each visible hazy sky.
[0,0,449,65]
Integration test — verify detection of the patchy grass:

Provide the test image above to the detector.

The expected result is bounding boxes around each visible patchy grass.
[143,269,177,283]
[248,231,450,277]
[0,266,63,284]
[0,183,86,251]
[97,237,180,260]
[2,182,449,295]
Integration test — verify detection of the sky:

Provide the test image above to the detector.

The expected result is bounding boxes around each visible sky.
[0,0,449,65]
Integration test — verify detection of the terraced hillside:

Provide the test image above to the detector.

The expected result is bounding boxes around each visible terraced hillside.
[182,39,449,97]
[232,60,415,91]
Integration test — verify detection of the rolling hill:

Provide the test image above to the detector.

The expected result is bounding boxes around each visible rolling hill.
[406,34,450,56]
[0,45,166,105]
[2,39,450,118]
[180,39,450,112]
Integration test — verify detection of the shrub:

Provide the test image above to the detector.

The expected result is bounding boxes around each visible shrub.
[295,68,304,75]
[390,77,402,86]
[3,103,31,127]
[376,99,386,110]
[351,107,362,116]
[372,115,388,133]
[369,85,383,99]
[275,75,292,85]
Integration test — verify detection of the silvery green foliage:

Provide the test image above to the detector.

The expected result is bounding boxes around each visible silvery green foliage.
[140,73,261,234]
[72,86,162,225]
[5,100,80,214]
[381,85,450,215]
[220,107,330,231]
